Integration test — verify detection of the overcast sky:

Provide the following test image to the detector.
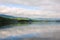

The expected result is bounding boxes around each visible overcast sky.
[0,0,60,18]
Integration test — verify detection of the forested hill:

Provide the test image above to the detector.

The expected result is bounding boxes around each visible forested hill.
[0,14,32,26]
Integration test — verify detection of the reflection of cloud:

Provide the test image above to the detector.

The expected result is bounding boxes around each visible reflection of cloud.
[0,24,60,38]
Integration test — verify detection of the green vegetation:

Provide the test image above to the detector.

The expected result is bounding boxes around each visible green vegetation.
[0,16,32,26]
[16,17,32,24]
[0,17,17,26]
[16,17,29,20]
[0,14,60,27]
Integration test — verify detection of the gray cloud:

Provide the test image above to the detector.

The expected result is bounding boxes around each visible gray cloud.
[0,0,60,6]
[0,0,60,12]
[0,0,60,18]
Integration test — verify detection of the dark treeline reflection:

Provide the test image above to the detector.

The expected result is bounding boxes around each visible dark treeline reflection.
[0,17,16,26]
[0,16,32,28]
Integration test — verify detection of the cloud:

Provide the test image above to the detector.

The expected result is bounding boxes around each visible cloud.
[0,5,60,18]
[0,0,60,18]
[0,0,60,6]
[0,5,41,18]
[1,0,59,12]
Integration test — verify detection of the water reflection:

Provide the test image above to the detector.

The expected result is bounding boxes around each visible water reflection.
[0,22,32,29]
[0,22,60,40]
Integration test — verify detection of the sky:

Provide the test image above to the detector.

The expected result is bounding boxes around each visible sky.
[0,0,60,18]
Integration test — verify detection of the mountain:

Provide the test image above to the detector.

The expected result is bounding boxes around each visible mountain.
[0,14,32,21]
[31,18,60,20]
[0,14,16,19]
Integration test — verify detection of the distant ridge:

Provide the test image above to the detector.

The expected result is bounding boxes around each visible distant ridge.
[0,14,60,21]
[0,14,16,18]
[31,18,60,20]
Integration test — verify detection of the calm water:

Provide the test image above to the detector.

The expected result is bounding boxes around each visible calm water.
[0,22,60,40]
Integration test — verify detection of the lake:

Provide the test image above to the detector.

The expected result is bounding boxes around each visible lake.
[0,22,60,40]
